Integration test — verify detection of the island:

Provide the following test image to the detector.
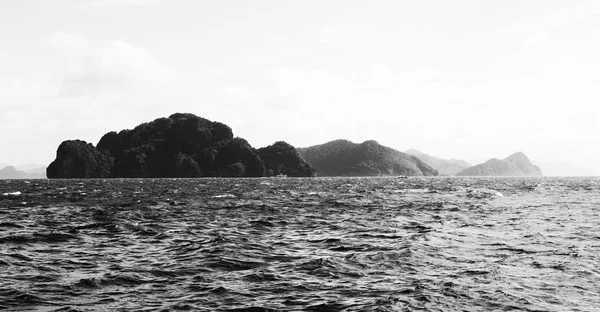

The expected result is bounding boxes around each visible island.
[0,166,29,179]
[0,165,46,179]
[297,140,438,176]
[47,113,315,178]
[456,152,542,176]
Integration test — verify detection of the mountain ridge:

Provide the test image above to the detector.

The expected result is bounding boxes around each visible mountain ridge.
[457,152,542,176]
[298,140,438,177]
[0,165,47,179]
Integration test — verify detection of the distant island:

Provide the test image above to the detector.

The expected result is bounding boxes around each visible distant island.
[404,149,471,176]
[47,113,315,178]
[297,140,438,177]
[456,152,542,176]
[0,165,46,179]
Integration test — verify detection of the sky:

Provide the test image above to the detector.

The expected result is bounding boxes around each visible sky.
[1,0,599,173]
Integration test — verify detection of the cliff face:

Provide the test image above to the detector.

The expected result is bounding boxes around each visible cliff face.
[405,149,471,176]
[47,140,113,178]
[456,152,542,176]
[47,113,314,178]
[298,140,438,177]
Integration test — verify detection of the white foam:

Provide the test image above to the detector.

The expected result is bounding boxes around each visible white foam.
[2,191,21,196]
[212,194,235,198]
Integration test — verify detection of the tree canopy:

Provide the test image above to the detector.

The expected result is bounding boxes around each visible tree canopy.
[47,113,315,178]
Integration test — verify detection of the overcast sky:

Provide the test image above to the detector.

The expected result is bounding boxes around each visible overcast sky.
[1,0,599,172]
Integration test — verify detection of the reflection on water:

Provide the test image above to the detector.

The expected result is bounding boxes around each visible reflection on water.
[0,177,599,311]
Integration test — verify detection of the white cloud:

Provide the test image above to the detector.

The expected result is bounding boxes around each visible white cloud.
[0,79,55,98]
[44,33,173,97]
[220,84,252,102]
[43,32,89,56]
[84,0,160,7]
[320,25,354,43]
[213,64,460,150]
[0,33,181,165]
[499,2,600,44]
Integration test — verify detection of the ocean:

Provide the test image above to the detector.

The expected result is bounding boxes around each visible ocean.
[0,177,599,311]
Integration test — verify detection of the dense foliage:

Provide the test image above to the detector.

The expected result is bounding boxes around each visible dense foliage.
[297,139,438,177]
[258,141,316,177]
[47,140,113,178]
[47,113,314,179]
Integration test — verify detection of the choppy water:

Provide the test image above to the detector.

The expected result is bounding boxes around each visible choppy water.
[1,177,599,311]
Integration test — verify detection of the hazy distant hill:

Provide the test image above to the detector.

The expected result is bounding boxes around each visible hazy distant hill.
[404,149,471,175]
[457,152,542,176]
[297,140,438,177]
[0,165,46,179]
[25,167,47,179]
[0,166,29,179]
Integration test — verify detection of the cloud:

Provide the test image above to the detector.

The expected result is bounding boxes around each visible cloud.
[84,0,160,7]
[265,64,448,116]
[320,25,354,43]
[209,64,460,149]
[44,33,173,97]
[220,84,252,102]
[0,79,55,99]
[0,32,183,165]
[43,32,89,56]
[499,2,600,43]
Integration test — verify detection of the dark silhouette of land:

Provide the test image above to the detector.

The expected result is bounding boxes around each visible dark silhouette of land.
[47,113,315,178]
[298,140,438,177]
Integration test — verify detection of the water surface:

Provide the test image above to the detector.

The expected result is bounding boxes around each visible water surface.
[1,177,599,311]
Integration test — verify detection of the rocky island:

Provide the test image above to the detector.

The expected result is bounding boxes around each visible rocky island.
[297,140,438,177]
[47,113,315,178]
[456,152,542,176]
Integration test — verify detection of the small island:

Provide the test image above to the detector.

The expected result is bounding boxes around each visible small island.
[47,113,315,178]
[297,139,438,176]
[456,152,542,176]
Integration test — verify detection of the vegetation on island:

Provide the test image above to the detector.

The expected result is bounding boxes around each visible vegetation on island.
[297,139,438,176]
[47,113,315,178]
[258,141,316,177]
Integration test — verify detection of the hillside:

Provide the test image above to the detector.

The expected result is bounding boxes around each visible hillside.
[298,140,438,177]
[47,113,315,178]
[404,149,471,175]
[457,152,542,176]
